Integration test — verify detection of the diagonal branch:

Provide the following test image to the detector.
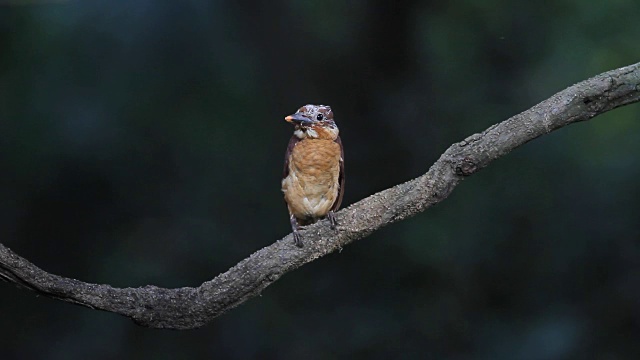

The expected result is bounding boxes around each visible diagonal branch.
[2,62,640,330]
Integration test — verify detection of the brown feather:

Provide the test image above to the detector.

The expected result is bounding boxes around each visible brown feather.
[283,138,341,220]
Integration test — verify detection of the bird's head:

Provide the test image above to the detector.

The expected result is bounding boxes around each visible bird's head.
[285,104,339,140]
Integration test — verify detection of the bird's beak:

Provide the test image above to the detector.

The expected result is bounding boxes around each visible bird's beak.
[285,113,313,126]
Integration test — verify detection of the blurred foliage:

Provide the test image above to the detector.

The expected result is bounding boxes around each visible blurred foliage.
[1,1,640,359]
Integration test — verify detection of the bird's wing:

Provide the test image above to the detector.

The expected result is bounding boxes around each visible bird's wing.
[283,135,301,180]
[331,135,345,212]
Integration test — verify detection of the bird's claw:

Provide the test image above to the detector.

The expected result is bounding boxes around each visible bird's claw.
[293,231,304,248]
[328,211,338,230]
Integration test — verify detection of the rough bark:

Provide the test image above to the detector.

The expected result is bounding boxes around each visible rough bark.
[1,62,639,330]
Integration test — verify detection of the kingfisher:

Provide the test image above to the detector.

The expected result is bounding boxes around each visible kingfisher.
[282,104,345,247]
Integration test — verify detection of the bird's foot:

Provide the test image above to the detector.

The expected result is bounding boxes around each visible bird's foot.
[290,214,304,247]
[293,231,304,248]
[328,211,338,230]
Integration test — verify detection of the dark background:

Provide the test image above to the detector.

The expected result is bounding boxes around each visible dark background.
[2,1,640,359]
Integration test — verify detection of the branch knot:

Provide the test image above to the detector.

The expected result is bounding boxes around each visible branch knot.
[455,157,478,176]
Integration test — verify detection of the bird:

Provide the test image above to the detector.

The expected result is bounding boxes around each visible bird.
[282,104,344,247]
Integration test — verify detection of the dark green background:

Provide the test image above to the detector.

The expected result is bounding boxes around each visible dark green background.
[2,1,640,359]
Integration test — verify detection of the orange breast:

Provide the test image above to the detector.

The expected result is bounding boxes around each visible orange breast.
[282,139,341,220]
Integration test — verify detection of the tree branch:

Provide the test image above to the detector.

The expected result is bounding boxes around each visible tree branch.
[2,62,639,330]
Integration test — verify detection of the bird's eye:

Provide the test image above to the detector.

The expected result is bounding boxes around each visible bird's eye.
[316,114,324,121]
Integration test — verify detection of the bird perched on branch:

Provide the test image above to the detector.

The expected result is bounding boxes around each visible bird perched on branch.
[282,104,344,247]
